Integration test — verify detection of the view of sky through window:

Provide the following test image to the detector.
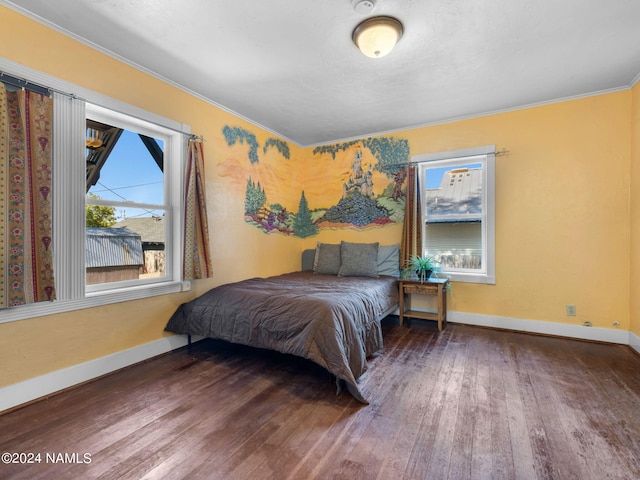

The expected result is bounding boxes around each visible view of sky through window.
[87,129,164,220]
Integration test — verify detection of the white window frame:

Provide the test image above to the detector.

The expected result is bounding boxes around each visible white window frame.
[84,103,179,294]
[0,59,190,324]
[414,145,496,285]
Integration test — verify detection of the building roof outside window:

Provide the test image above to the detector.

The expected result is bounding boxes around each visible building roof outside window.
[86,227,143,268]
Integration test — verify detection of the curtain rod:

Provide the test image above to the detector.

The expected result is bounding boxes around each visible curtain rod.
[1,69,203,140]
[400,149,509,168]
[1,71,52,96]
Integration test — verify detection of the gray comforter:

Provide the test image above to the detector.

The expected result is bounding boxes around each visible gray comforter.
[165,271,398,403]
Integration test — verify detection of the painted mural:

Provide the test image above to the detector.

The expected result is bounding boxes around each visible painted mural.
[221,126,409,238]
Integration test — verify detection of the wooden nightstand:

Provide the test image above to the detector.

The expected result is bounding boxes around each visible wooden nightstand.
[398,278,449,331]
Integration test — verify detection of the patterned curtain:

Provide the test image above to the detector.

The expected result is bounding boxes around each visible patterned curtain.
[400,165,422,270]
[183,138,212,279]
[0,85,55,307]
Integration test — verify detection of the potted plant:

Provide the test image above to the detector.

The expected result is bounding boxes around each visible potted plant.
[406,255,439,281]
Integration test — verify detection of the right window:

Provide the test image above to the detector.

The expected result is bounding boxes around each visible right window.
[415,145,496,284]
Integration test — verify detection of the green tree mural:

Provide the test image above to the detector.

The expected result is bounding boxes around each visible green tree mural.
[312,140,360,159]
[245,177,267,215]
[293,191,318,238]
[364,137,409,200]
[264,138,290,159]
[223,126,260,163]
[364,137,409,175]
[313,137,408,174]
[223,126,291,163]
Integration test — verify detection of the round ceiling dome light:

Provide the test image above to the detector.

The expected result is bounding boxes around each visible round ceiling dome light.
[352,16,404,58]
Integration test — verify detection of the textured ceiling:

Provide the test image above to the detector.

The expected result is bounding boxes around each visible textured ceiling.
[3,0,640,146]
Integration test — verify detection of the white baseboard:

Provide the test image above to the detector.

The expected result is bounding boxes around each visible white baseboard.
[448,311,631,345]
[0,334,202,414]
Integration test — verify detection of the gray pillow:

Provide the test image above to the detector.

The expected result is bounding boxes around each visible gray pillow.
[377,244,400,277]
[338,241,379,277]
[313,242,341,275]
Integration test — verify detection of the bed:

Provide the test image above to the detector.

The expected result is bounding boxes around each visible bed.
[165,241,400,403]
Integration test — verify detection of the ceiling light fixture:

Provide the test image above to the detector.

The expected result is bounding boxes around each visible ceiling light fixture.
[352,16,403,58]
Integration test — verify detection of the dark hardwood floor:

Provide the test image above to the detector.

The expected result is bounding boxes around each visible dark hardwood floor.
[1,319,639,480]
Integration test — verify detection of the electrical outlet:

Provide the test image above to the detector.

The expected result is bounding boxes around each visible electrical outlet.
[583,321,592,327]
[566,304,576,316]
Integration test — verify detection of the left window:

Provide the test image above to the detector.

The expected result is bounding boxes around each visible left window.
[1,62,189,323]
[85,104,172,292]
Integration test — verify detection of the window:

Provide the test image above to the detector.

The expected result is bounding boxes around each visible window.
[415,146,496,284]
[85,104,172,292]
[0,58,190,323]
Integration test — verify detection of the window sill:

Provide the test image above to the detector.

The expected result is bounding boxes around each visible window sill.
[0,281,184,325]
[445,273,496,285]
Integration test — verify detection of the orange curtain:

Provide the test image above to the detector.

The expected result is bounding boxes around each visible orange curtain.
[183,138,213,279]
[400,165,422,271]
[0,85,55,307]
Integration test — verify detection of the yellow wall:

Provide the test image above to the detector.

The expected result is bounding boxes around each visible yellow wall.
[631,82,640,336]
[0,5,636,391]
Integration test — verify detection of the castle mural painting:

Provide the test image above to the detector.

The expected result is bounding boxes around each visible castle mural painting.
[221,125,409,238]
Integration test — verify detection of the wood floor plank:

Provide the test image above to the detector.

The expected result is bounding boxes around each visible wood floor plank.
[373,326,443,480]
[2,321,640,480]
[402,324,463,479]
[484,333,517,479]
